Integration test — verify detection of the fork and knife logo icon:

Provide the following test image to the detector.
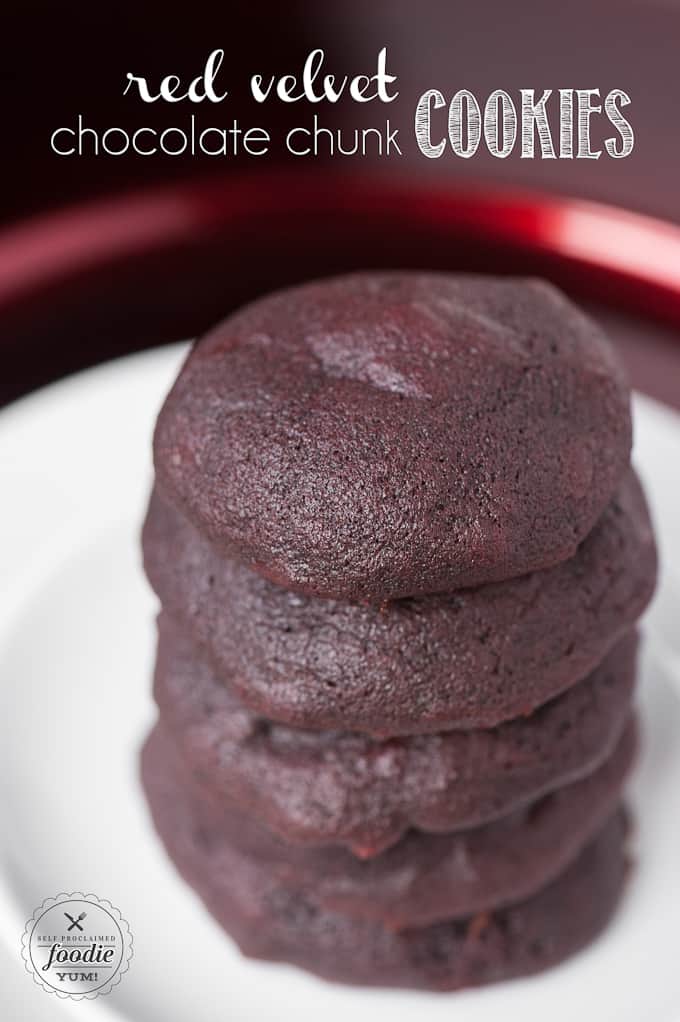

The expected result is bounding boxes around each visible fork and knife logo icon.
[64,911,87,932]
[23,893,133,999]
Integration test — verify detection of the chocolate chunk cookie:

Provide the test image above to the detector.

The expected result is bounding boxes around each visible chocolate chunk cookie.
[153,273,632,601]
[154,621,636,855]
[143,471,654,735]
[144,720,634,929]
[142,725,629,992]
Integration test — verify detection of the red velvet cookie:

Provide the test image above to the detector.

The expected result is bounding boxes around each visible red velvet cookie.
[142,725,630,992]
[143,471,654,735]
[144,720,634,930]
[154,620,636,855]
[153,273,631,602]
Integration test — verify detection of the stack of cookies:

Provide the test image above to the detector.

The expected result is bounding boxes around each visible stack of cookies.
[141,273,657,991]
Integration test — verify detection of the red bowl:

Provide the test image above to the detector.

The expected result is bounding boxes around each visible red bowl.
[2,170,680,405]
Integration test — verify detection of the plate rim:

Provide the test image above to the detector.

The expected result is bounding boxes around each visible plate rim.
[0,344,679,1022]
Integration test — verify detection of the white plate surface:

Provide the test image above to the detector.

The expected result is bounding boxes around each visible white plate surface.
[0,345,679,1022]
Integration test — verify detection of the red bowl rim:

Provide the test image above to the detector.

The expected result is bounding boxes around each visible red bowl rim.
[1,169,680,326]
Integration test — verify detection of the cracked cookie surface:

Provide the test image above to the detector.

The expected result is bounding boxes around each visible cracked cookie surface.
[153,272,632,601]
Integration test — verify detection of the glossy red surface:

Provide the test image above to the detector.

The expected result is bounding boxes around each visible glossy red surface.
[1,172,679,406]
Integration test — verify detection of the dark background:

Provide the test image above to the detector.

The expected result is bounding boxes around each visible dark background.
[2,2,315,224]
[2,0,679,405]
[3,0,680,224]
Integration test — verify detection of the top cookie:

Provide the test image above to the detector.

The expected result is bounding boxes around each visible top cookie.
[154,272,632,601]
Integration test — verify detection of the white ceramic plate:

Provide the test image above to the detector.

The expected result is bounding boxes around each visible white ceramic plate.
[0,345,679,1022]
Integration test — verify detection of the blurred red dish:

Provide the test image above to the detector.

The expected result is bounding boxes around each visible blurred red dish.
[1,171,680,404]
